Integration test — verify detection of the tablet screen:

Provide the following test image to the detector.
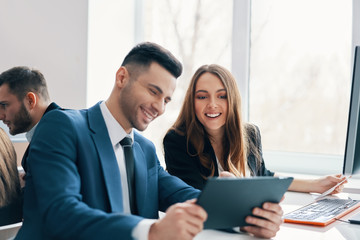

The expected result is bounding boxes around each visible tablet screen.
[197,176,293,229]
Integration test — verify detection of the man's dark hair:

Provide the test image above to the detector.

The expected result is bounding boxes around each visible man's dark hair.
[0,66,50,101]
[121,42,183,78]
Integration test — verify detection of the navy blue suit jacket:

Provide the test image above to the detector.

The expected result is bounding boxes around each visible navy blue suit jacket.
[16,103,200,240]
[21,102,61,173]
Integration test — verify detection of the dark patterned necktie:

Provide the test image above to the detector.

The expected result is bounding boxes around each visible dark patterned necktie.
[120,137,137,214]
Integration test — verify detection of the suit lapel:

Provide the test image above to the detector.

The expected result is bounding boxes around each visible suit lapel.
[133,142,147,214]
[88,103,124,213]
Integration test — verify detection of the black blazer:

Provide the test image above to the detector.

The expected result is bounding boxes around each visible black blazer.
[163,125,274,190]
[21,102,61,172]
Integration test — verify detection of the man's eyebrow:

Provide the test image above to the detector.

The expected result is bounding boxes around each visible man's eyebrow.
[148,83,163,94]
[148,83,172,101]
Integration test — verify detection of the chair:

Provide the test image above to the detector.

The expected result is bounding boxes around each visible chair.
[0,222,22,240]
[0,196,23,240]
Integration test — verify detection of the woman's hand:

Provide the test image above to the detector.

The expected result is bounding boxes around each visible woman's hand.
[313,174,348,194]
[219,171,236,178]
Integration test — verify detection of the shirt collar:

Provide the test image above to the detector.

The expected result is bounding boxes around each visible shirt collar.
[100,101,134,147]
[26,102,59,142]
[25,122,38,142]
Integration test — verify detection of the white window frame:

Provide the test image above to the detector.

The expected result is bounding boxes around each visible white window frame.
[233,0,360,176]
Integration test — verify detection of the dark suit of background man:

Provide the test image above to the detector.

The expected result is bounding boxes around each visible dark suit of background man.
[15,42,207,240]
[0,66,61,185]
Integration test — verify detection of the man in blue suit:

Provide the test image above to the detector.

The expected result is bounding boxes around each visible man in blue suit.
[15,42,207,240]
[16,42,283,240]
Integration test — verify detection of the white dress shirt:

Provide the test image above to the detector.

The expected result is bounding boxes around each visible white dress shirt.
[100,101,132,213]
[26,122,38,142]
[100,101,155,240]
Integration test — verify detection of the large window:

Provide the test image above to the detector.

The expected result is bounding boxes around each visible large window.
[248,0,353,174]
[86,0,359,174]
[140,0,233,164]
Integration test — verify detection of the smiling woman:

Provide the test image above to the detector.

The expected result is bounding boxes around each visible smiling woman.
[163,64,287,238]
[163,64,347,195]
[164,64,252,181]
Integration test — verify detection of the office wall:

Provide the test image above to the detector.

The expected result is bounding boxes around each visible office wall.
[0,0,89,164]
[87,0,134,106]
[0,0,88,109]
[0,0,136,164]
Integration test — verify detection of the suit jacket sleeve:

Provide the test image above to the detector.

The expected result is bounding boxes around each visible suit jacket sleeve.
[163,130,209,190]
[248,125,274,177]
[25,110,143,240]
[134,131,201,213]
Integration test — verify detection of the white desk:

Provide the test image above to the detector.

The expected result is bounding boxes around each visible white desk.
[195,190,360,240]
[4,183,360,240]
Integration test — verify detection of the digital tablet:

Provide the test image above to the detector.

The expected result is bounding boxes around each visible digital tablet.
[197,176,293,229]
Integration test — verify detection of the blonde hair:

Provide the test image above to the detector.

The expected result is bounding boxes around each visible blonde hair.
[170,64,257,177]
[0,128,20,207]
